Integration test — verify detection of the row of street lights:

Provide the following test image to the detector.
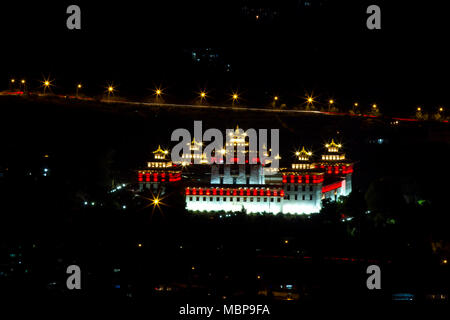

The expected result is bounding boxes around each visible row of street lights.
[7,77,344,105]
[417,106,444,113]
[5,78,379,110]
[7,77,446,113]
[9,77,241,102]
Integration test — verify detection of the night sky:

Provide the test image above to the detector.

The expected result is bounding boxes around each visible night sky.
[1,0,449,113]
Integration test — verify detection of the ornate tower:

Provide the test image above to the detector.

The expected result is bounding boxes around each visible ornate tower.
[137,146,181,192]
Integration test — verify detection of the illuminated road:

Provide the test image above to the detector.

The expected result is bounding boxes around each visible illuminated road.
[98,98,424,122]
[0,90,435,123]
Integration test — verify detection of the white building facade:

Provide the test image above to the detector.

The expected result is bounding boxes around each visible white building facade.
[138,131,353,215]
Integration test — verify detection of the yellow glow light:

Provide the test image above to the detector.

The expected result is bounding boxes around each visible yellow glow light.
[439,107,443,112]
[307,97,313,103]
[156,89,162,95]
[372,104,377,109]
[274,96,278,101]
[137,243,142,248]
[11,79,15,83]
[41,77,53,91]
[329,99,334,104]
[200,92,206,98]
[141,192,168,214]
[108,86,114,92]
[232,93,238,100]
[443,259,448,264]
[77,84,82,89]
[417,107,421,111]
[21,79,25,84]
[354,102,358,107]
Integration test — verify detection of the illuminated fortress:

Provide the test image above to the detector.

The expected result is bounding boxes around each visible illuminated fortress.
[137,128,353,215]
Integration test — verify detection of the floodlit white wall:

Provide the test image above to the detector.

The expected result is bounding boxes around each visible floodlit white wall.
[281,202,320,215]
[186,196,321,215]
[186,197,283,214]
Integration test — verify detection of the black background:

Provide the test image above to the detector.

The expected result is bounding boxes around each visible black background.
[1,0,449,112]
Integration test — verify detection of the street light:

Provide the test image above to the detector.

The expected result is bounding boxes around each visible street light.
[40,77,53,94]
[198,91,207,103]
[231,92,239,106]
[328,99,334,111]
[154,87,164,101]
[272,96,279,108]
[417,107,421,111]
[76,83,82,97]
[354,102,358,107]
[19,79,26,92]
[106,83,116,98]
[439,107,444,112]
